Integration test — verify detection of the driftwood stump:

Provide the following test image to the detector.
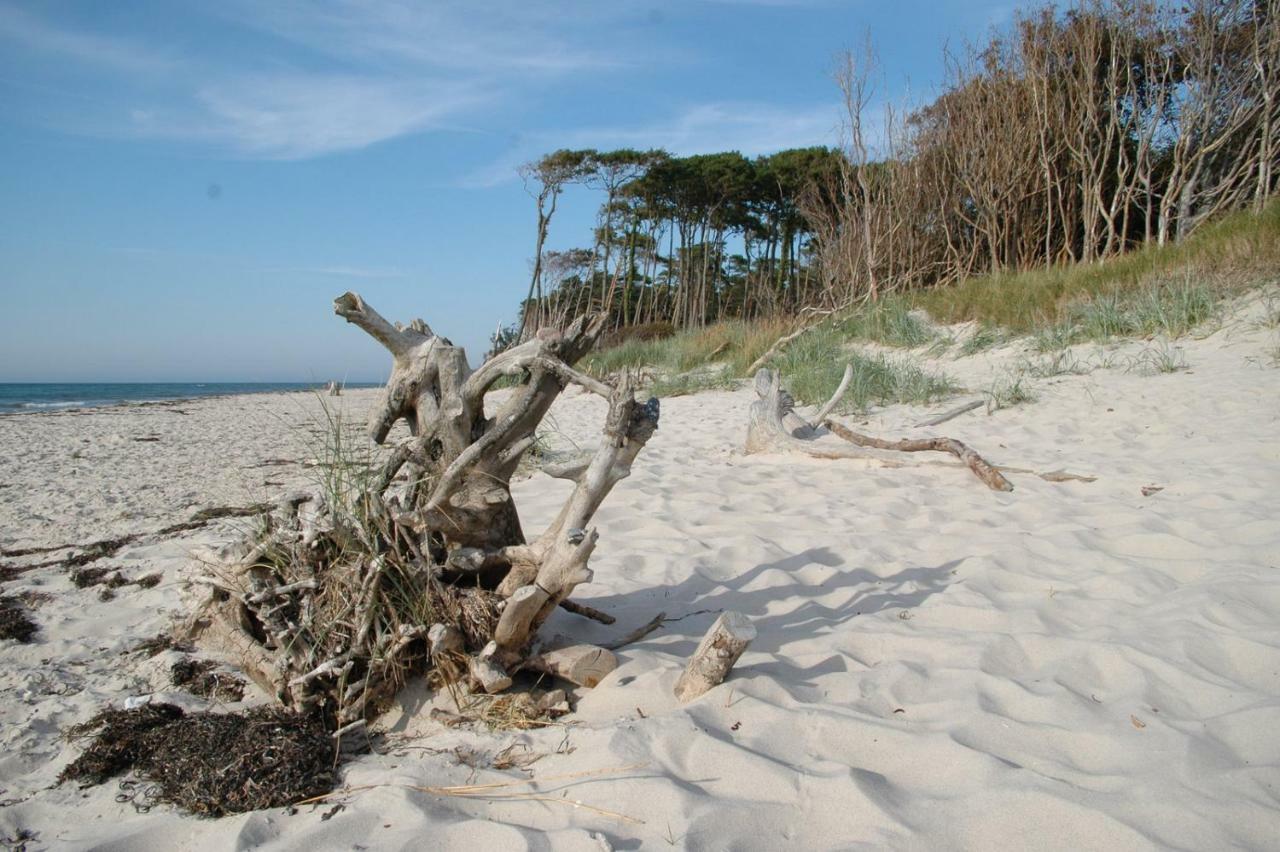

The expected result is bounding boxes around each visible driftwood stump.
[192,293,659,725]
[674,612,756,703]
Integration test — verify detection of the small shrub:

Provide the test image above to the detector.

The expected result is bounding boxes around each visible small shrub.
[959,325,1005,356]
[599,321,675,349]
[1031,323,1079,352]
[1127,342,1188,375]
[650,369,738,398]
[772,328,957,412]
[1022,350,1090,378]
[1253,291,1280,329]
[985,372,1037,412]
[838,297,936,348]
[1126,280,1217,337]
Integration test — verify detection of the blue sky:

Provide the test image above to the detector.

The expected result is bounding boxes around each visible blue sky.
[0,0,1019,383]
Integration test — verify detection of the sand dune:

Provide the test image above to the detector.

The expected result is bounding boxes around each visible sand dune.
[2,295,1278,850]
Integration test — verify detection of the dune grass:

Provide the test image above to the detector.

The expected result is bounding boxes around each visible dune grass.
[580,317,790,379]
[650,367,739,398]
[836,297,937,348]
[771,327,957,413]
[578,202,1276,400]
[958,325,1006,356]
[914,199,1279,333]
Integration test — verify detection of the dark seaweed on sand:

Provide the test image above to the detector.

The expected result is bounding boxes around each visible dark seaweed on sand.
[0,594,38,642]
[60,704,337,816]
[170,659,246,702]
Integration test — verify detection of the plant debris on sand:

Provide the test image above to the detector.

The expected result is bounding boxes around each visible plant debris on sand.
[60,704,337,816]
[0,594,38,642]
[171,659,246,702]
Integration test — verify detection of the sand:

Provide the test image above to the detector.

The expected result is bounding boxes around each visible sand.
[2,293,1278,850]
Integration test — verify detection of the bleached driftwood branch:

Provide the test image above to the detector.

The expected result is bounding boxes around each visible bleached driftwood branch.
[745,368,1012,491]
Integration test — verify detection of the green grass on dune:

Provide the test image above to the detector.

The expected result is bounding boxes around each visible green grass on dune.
[770,327,957,413]
[914,199,1280,333]
[580,317,790,379]
[578,201,1278,398]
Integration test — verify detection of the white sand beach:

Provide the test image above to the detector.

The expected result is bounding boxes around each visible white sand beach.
[2,295,1279,850]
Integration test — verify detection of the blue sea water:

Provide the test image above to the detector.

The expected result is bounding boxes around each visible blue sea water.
[0,383,381,414]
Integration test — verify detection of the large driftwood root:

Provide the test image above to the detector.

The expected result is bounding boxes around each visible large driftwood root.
[746,368,1012,491]
[189,293,659,727]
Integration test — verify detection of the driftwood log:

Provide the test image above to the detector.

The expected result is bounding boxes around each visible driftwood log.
[191,292,659,726]
[674,612,756,702]
[746,367,1013,491]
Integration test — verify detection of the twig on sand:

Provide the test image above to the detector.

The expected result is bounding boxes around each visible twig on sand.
[914,399,984,428]
[558,599,616,625]
[295,763,649,825]
[604,613,667,650]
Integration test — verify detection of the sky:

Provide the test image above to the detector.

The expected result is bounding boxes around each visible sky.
[0,0,1021,383]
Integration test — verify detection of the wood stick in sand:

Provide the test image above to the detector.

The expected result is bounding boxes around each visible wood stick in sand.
[822,418,1014,492]
[914,399,984,428]
[558,598,617,625]
[674,612,756,703]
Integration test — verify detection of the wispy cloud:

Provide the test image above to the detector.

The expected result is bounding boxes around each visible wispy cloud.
[0,1,618,159]
[218,1,623,74]
[0,1,834,163]
[193,74,487,159]
[464,100,842,188]
[0,3,176,74]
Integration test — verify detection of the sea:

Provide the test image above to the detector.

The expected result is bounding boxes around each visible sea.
[0,383,382,414]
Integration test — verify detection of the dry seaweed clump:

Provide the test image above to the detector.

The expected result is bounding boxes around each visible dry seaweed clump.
[0,594,38,642]
[60,704,337,816]
[171,659,247,703]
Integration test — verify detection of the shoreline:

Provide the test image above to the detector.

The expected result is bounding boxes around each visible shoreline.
[0,382,384,418]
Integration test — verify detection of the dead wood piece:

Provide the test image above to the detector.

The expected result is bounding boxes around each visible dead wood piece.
[183,292,662,725]
[747,368,1011,492]
[191,602,288,701]
[494,585,551,647]
[469,656,513,694]
[493,381,659,652]
[530,644,618,688]
[604,612,668,650]
[915,399,984,427]
[822,419,1014,492]
[558,598,616,625]
[428,624,465,658]
[990,465,1097,484]
[674,612,755,703]
[809,362,854,426]
[745,369,903,462]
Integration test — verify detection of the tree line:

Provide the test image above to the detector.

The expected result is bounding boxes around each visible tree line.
[514,0,1278,339]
